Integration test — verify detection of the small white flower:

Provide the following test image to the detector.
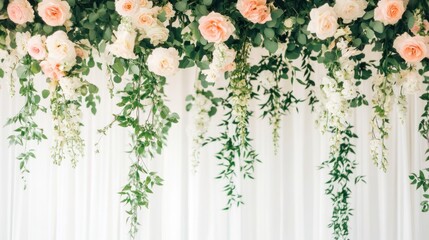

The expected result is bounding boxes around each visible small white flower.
[402,70,424,95]
[15,31,31,57]
[59,76,83,100]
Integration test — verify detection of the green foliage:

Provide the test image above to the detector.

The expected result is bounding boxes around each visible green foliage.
[6,57,47,188]
[320,126,362,240]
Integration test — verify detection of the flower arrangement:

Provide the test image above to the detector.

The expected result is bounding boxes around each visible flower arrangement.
[2,0,429,239]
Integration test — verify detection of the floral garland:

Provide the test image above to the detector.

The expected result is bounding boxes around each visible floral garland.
[2,0,429,238]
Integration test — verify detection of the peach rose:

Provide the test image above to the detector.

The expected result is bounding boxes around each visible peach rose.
[162,3,176,21]
[40,60,64,80]
[198,12,235,43]
[374,0,405,25]
[236,0,271,24]
[307,4,338,40]
[7,0,34,25]
[27,35,47,60]
[37,0,71,26]
[393,33,429,63]
[115,0,139,17]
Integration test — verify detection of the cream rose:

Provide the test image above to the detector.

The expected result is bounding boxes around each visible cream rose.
[162,3,176,21]
[27,35,47,60]
[333,0,368,24]
[147,47,180,77]
[107,29,138,59]
[132,8,157,30]
[139,0,153,8]
[308,4,339,40]
[374,0,405,25]
[236,0,271,24]
[198,12,235,43]
[145,23,169,46]
[37,0,71,26]
[7,0,34,25]
[393,33,429,63]
[46,31,76,70]
[115,0,139,17]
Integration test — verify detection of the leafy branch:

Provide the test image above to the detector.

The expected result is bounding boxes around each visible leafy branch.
[110,54,179,238]
[6,57,46,188]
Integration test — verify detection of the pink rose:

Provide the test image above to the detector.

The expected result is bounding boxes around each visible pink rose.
[393,33,429,63]
[37,0,71,26]
[198,12,235,43]
[237,0,271,24]
[374,0,405,25]
[7,0,34,25]
[27,35,47,60]
[40,60,65,80]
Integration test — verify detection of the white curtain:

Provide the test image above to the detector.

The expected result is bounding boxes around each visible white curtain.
[1,52,429,240]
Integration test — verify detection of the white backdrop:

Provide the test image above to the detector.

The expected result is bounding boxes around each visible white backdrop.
[1,52,429,240]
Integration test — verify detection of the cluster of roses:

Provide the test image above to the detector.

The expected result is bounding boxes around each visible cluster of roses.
[108,0,180,78]
[7,0,88,99]
[307,0,428,68]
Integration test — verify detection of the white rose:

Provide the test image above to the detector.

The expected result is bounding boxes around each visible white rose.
[308,4,339,40]
[59,76,83,100]
[107,29,137,59]
[15,31,31,57]
[334,0,368,24]
[145,23,169,46]
[402,70,424,95]
[46,30,76,71]
[147,47,180,77]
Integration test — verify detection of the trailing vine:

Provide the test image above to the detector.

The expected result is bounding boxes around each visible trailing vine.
[6,56,46,187]
[410,69,429,212]
[111,54,179,238]
[208,40,260,209]
[320,125,359,240]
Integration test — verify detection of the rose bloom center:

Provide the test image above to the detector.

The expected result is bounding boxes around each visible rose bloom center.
[388,5,399,17]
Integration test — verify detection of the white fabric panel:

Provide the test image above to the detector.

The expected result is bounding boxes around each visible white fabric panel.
[1,56,429,240]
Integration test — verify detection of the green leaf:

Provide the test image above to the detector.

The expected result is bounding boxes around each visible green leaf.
[42,90,50,99]
[271,9,283,20]
[263,28,275,39]
[88,84,98,94]
[372,21,384,33]
[112,59,125,76]
[202,0,212,6]
[263,39,278,54]
[297,33,307,45]
[174,1,187,12]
